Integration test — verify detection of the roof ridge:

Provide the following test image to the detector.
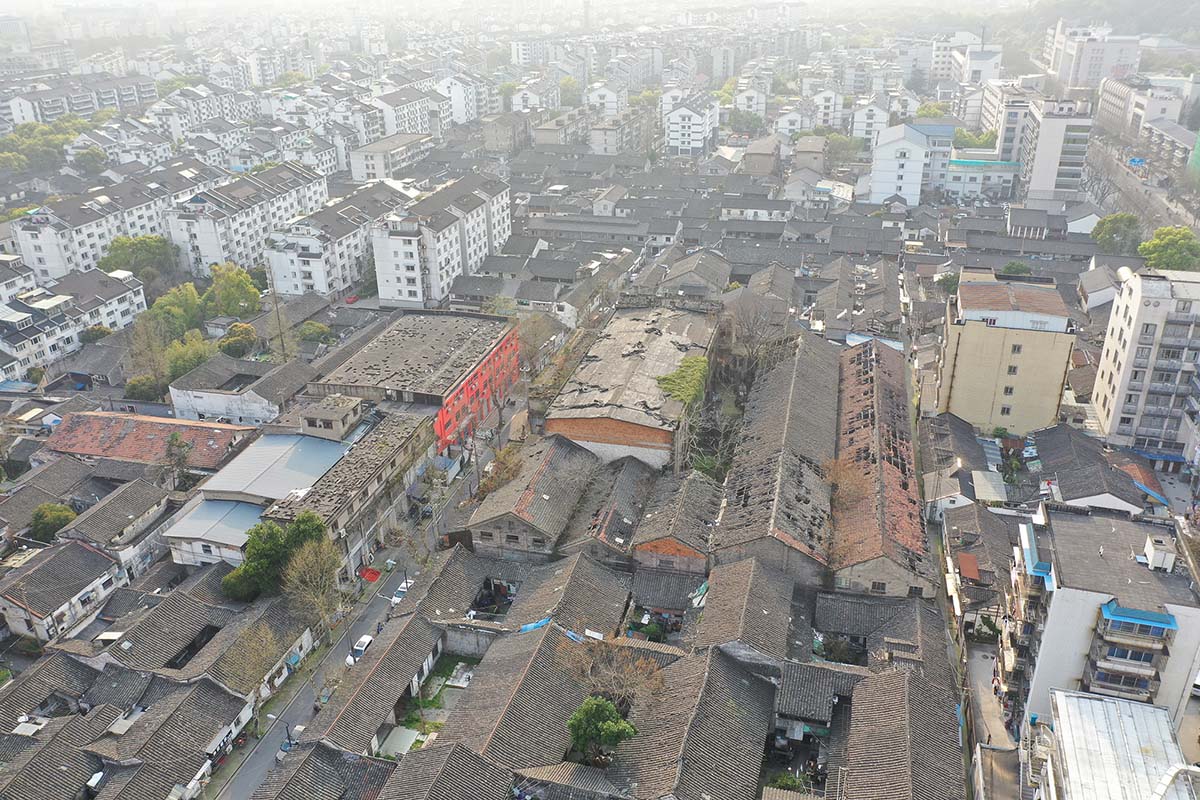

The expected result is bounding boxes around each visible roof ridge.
[668,648,719,795]
[476,624,555,757]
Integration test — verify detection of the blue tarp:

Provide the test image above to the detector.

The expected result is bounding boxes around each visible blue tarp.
[518,617,551,634]
[1134,481,1171,506]
[1131,449,1187,464]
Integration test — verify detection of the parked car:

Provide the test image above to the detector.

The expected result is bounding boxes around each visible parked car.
[390,579,416,606]
[351,634,374,661]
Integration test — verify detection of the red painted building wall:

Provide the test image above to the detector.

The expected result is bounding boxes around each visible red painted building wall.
[435,327,520,450]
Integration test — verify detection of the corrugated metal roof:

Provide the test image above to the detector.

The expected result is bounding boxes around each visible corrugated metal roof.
[201,434,348,501]
[1051,689,1195,800]
[163,500,263,547]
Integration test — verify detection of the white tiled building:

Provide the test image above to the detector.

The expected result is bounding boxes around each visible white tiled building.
[14,158,227,281]
[373,174,510,308]
[166,162,328,277]
[662,93,719,157]
[265,182,409,300]
[587,82,628,116]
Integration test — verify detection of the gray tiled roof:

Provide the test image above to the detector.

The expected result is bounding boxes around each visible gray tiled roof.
[0,541,117,620]
[693,558,793,661]
[59,479,168,548]
[611,648,774,800]
[379,742,514,800]
[841,669,965,800]
[778,660,870,724]
[630,469,721,554]
[250,741,398,800]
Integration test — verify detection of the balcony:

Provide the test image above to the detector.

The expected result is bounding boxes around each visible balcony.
[1121,403,1139,415]
[1167,311,1196,324]
[1156,358,1184,371]
[1136,425,1167,438]
[1099,627,1170,651]
[1149,382,1179,394]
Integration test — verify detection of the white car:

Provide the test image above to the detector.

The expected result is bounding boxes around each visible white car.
[351,634,374,661]
[390,579,416,606]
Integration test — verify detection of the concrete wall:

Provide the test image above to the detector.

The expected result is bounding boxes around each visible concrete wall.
[169,387,278,425]
[714,538,826,588]
[1026,586,1109,723]
[1159,603,1200,730]
[545,416,674,468]
[471,514,556,562]
[835,557,935,599]
[444,624,497,658]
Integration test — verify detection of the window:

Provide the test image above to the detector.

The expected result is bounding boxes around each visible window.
[1177,300,1192,313]
[479,531,494,541]
[1142,323,1157,336]
[907,586,924,597]
[1003,386,1014,396]
[870,581,887,594]
[835,576,851,589]
[504,534,520,544]
[532,537,546,547]
[1119,416,1133,425]
[1011,344,1022,354]
[982,317,998,326]
[201,544,213,555]
[1136,346,1152,358]
[1007,365,1018,375]
[1000,405,1012,416]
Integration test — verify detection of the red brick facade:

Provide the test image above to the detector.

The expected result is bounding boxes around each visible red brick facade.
[436,328,520,450]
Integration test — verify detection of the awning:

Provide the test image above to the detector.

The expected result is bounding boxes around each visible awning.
[1100,599,1177,630]
[1132,449,1187,464]
[1135,481,1171,506]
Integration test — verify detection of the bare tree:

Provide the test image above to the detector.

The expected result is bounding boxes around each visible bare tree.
[554,637,664,716]
[1081,154,1120,208]
[220,621,282,735]
[282,537,344,646]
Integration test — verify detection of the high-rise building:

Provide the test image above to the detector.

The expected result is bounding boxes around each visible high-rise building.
[1043,19,1140,90]
[1093,268,1200,470]
[1019,97,1092,205]
[936,269,1075,435]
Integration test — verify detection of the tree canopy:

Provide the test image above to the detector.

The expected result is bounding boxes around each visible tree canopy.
[1092,213,1144,256]
[146,282,204,340]
[916,101,950,118]
[30,503,76,543]
[1138,226,1200,271]
[953,128,998,149]
[0,114,111,173]
[218,322,259,357]
[271,71,307,89]
[559,76,582,107]
[98,235,177,279]
[80,325,113,345]
[202,263,261,319]
[568,697,637,766]
[166,329,217,381]
[222,512,329,601]
[1000,261,1032,275]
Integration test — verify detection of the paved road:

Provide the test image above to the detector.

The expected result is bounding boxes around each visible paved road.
[966,644,1014,748]
[215,554,415,799]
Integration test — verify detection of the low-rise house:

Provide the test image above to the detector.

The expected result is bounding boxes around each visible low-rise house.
[469,435,599,562]
[57,478,172,581]
[630,469,720,575]
[0,540,124,641]
[692,557,795,669]
[169,353,317,425]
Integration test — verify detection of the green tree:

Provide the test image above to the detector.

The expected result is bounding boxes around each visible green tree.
[156,74,205,96]
[0,152,29,173]
[165,329,217,381]
[953,128,998,149]
[272,71,307,88]
[221,565,260,602]
[629,89,661,110]
[97,235,177,278]
[824,133,860,172]
[29,503,76,542]
[916,101,950,117]
[0,205,36,222]
[559,76,582,107]
[129,315,171,383]
[935,272,960,295]
[297,320,332,342]
[125,374,166,401]
[1092,213,1144,256]
[147,283,204,339]
[218,322,259,357]
[248,266,269,291]
[485,47,510,70]
[1001,261,1032,275]
[727,109,764,134]
[223,514,329,601]
[80,325,112,344]
[25,366,43,384]
[499,83,517,110]
[1139,226,1200,271]
[202,262,261,318]
[248,161,281,174]
[567,697,637,766]
[74,146,107,177]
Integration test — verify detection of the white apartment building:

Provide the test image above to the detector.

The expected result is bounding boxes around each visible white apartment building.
[849,100,889,144]
[586,82,628,117]
[145,83,257,142]
[372,174,510,308]
[348,132,434,182]
[981,80,1036,162]
[734,87,767,119]
[1093,268,1200,470]
[589,109,653,155]
[1044,19,1141,90]
[810,89,845,129]
[68,117,172,167]
[868,118,957,204]
[166,162,328,277]
[511,39,549,67]
[512,78,561,112]
[8,74,157,125]
[372,88,445,137]
[1019,97,1092,205]
[14,158,227,281]
[0,265,144,380]
[1096,76,1185,141]
[265,182,409,300]
[931,32,982,82]
[663,94,719,157]
[436,73,498,125]
[951,47,1002,86]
